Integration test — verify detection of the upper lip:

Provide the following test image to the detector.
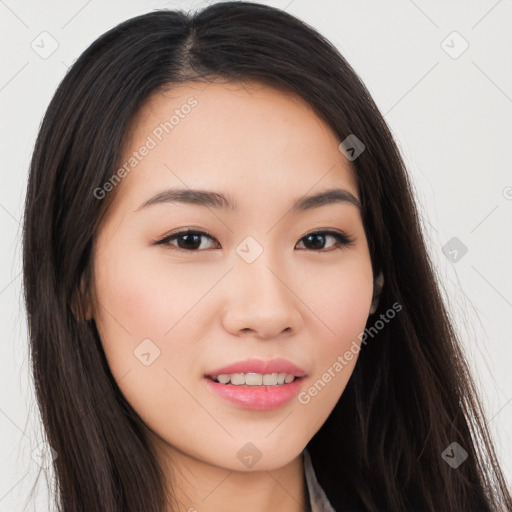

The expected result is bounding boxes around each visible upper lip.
[205,358,306,378]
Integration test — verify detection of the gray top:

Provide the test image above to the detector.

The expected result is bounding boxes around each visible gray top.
[303,449,337,512]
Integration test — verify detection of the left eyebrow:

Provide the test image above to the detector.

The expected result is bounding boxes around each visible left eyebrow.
[291,188,361,213]
[135,187,361,213]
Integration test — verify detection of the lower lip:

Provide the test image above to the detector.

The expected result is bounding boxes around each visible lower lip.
[203,377,304,411]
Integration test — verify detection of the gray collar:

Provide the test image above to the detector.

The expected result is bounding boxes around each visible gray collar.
[303,449,337,512]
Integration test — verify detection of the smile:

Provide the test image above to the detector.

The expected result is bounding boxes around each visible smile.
[211,372,297,386]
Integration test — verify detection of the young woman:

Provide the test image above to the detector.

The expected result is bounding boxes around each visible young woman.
[22,2,512,511]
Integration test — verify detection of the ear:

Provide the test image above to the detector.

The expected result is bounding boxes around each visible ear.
[71,272,94,322]
[369,271,384,315]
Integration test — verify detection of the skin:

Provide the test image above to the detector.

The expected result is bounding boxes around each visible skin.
[89,80,380,512]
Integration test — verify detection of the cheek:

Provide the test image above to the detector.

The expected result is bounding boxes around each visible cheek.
[94,261,162,337]
[92,247,220,388]
[300,257,373,347]
[91,251,202,427]
[94,249,209,339]
[294,257,372,411]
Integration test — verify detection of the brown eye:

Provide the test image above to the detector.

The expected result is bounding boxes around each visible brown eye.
[156,230,219,251]
[296,231,354,251]
[154,229,354,253]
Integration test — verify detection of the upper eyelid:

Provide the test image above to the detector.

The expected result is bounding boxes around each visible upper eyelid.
[158,228,346,239]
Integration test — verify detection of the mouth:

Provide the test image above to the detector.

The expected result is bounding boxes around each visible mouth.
[203,358,306,410]
[206,372,302,386]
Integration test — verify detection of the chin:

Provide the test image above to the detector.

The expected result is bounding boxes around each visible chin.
[207,440,304,473]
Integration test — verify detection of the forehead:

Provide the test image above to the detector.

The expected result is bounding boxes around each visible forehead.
[113,80,359,210]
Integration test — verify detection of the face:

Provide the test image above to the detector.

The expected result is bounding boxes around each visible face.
[90,80,375,473]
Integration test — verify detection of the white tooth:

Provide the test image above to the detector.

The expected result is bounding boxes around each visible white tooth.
[263,373,279,385]
[214,372,298,385]
[230,373,246,385]
[245,373,263,385]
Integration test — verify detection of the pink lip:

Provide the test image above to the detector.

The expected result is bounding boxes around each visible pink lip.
[204,377,304,411]
[203,358,306,411]
[205,357,306,378]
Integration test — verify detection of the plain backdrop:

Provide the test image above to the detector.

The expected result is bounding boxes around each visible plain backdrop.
[1,0,511,510]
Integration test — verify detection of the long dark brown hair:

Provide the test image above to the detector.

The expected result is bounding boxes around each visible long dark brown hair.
[22,2,512,511]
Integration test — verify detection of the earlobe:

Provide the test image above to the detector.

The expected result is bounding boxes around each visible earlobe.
[369,271,384,315]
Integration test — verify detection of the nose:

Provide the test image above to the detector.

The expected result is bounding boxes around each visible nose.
[221,254,303,340]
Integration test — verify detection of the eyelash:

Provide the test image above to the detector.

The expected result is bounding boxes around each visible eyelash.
[154,229,355,253]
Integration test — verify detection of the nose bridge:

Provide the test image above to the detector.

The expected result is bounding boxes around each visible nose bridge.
[222,236,301,336]
[238,238,291,303]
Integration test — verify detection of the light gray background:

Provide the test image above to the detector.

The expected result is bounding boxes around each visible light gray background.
[1,0,511,510]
